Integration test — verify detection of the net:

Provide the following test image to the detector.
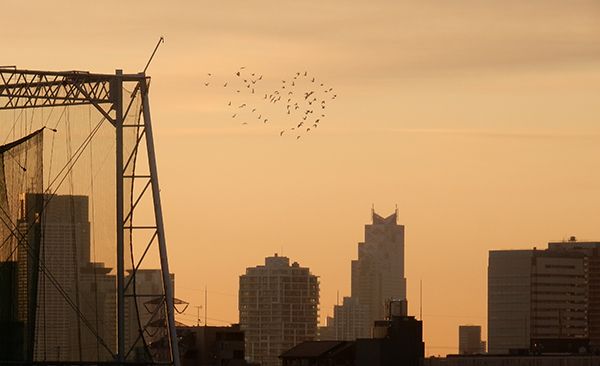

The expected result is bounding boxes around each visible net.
[0,70,174,364]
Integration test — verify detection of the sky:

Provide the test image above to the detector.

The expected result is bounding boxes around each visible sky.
[4,0,600,356]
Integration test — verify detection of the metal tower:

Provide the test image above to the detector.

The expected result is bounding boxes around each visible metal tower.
[0,68,180,366]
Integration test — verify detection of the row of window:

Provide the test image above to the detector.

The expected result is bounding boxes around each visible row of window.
[240,297,318,304]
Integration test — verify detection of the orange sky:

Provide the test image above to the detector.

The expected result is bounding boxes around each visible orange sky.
[4,0,600,356]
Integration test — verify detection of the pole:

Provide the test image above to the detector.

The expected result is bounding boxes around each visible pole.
[115,70,125,365]
[140,77,181,366]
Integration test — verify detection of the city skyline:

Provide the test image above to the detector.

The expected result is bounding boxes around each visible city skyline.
[4,0,600,356]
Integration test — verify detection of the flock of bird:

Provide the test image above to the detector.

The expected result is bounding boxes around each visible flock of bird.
[203,67,336,139]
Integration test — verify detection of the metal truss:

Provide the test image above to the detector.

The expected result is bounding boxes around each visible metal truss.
[0,68,116,110]
[0,68,180,366]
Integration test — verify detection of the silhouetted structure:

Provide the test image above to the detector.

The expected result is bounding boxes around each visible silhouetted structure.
[326,209,407,340]
[178,324,247,366]
[284,300,424,366]
[548,237,600,349]
[422,355,600,366]
[458,325,485,355]
[488,248,587,354]
[280,340,355,366]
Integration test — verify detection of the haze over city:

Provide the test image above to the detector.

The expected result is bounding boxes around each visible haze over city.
[4,0,600,356]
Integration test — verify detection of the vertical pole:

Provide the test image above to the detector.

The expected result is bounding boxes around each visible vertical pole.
[115,70,125,365]
[140,77,181,366]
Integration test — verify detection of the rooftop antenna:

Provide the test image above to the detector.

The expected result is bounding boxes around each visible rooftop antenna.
[420,279,423,321]
[194,305,201,326]
[143,36,164,74]
[205,286,208,326]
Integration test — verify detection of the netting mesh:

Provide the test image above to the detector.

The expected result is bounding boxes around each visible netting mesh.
[0,128,43,361]
[0,73,171,363]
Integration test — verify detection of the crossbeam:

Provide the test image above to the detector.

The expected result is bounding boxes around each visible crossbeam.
[0,69,146,110]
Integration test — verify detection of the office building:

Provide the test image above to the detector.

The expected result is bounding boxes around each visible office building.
[239,254,319,366]
[15,194,117,362]
[459,325,485,355]
[332,297,370,340]
[488,249,587,354]
[349,208,407,338]
[548,238,600,348]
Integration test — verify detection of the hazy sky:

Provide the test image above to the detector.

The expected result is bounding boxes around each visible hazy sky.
[4,0,600,356]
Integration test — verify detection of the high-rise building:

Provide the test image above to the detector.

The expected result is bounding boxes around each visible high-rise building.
[17,194,117,362]
[547,238,600,349]
[347,209,407,338]
[239,254,319,366]
[459,325,485,354]
[488,249,587,354]
[332,297,370,340]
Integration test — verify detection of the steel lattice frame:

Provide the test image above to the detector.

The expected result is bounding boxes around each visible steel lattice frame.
[0,68,180,366]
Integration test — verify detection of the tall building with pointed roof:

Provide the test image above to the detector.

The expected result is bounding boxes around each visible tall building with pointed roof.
[351,209,407,335]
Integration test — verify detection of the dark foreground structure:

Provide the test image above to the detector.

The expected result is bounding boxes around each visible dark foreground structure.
[422,355,600,366]
[178,324,249,366]
[281,314,424,366]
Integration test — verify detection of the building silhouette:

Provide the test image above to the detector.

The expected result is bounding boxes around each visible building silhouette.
[178,324,247,366]
[327,209,407,340]
[4,193,173,362]
[332,297,370,340]
[239,254,319,366]
[458,325,485,355]
[18,194,117,362]
[547,238,600,349]
[488,248,587,354]
[283,300,424,366]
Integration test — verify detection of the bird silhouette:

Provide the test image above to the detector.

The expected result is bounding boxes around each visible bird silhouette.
[215,68,336,138]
